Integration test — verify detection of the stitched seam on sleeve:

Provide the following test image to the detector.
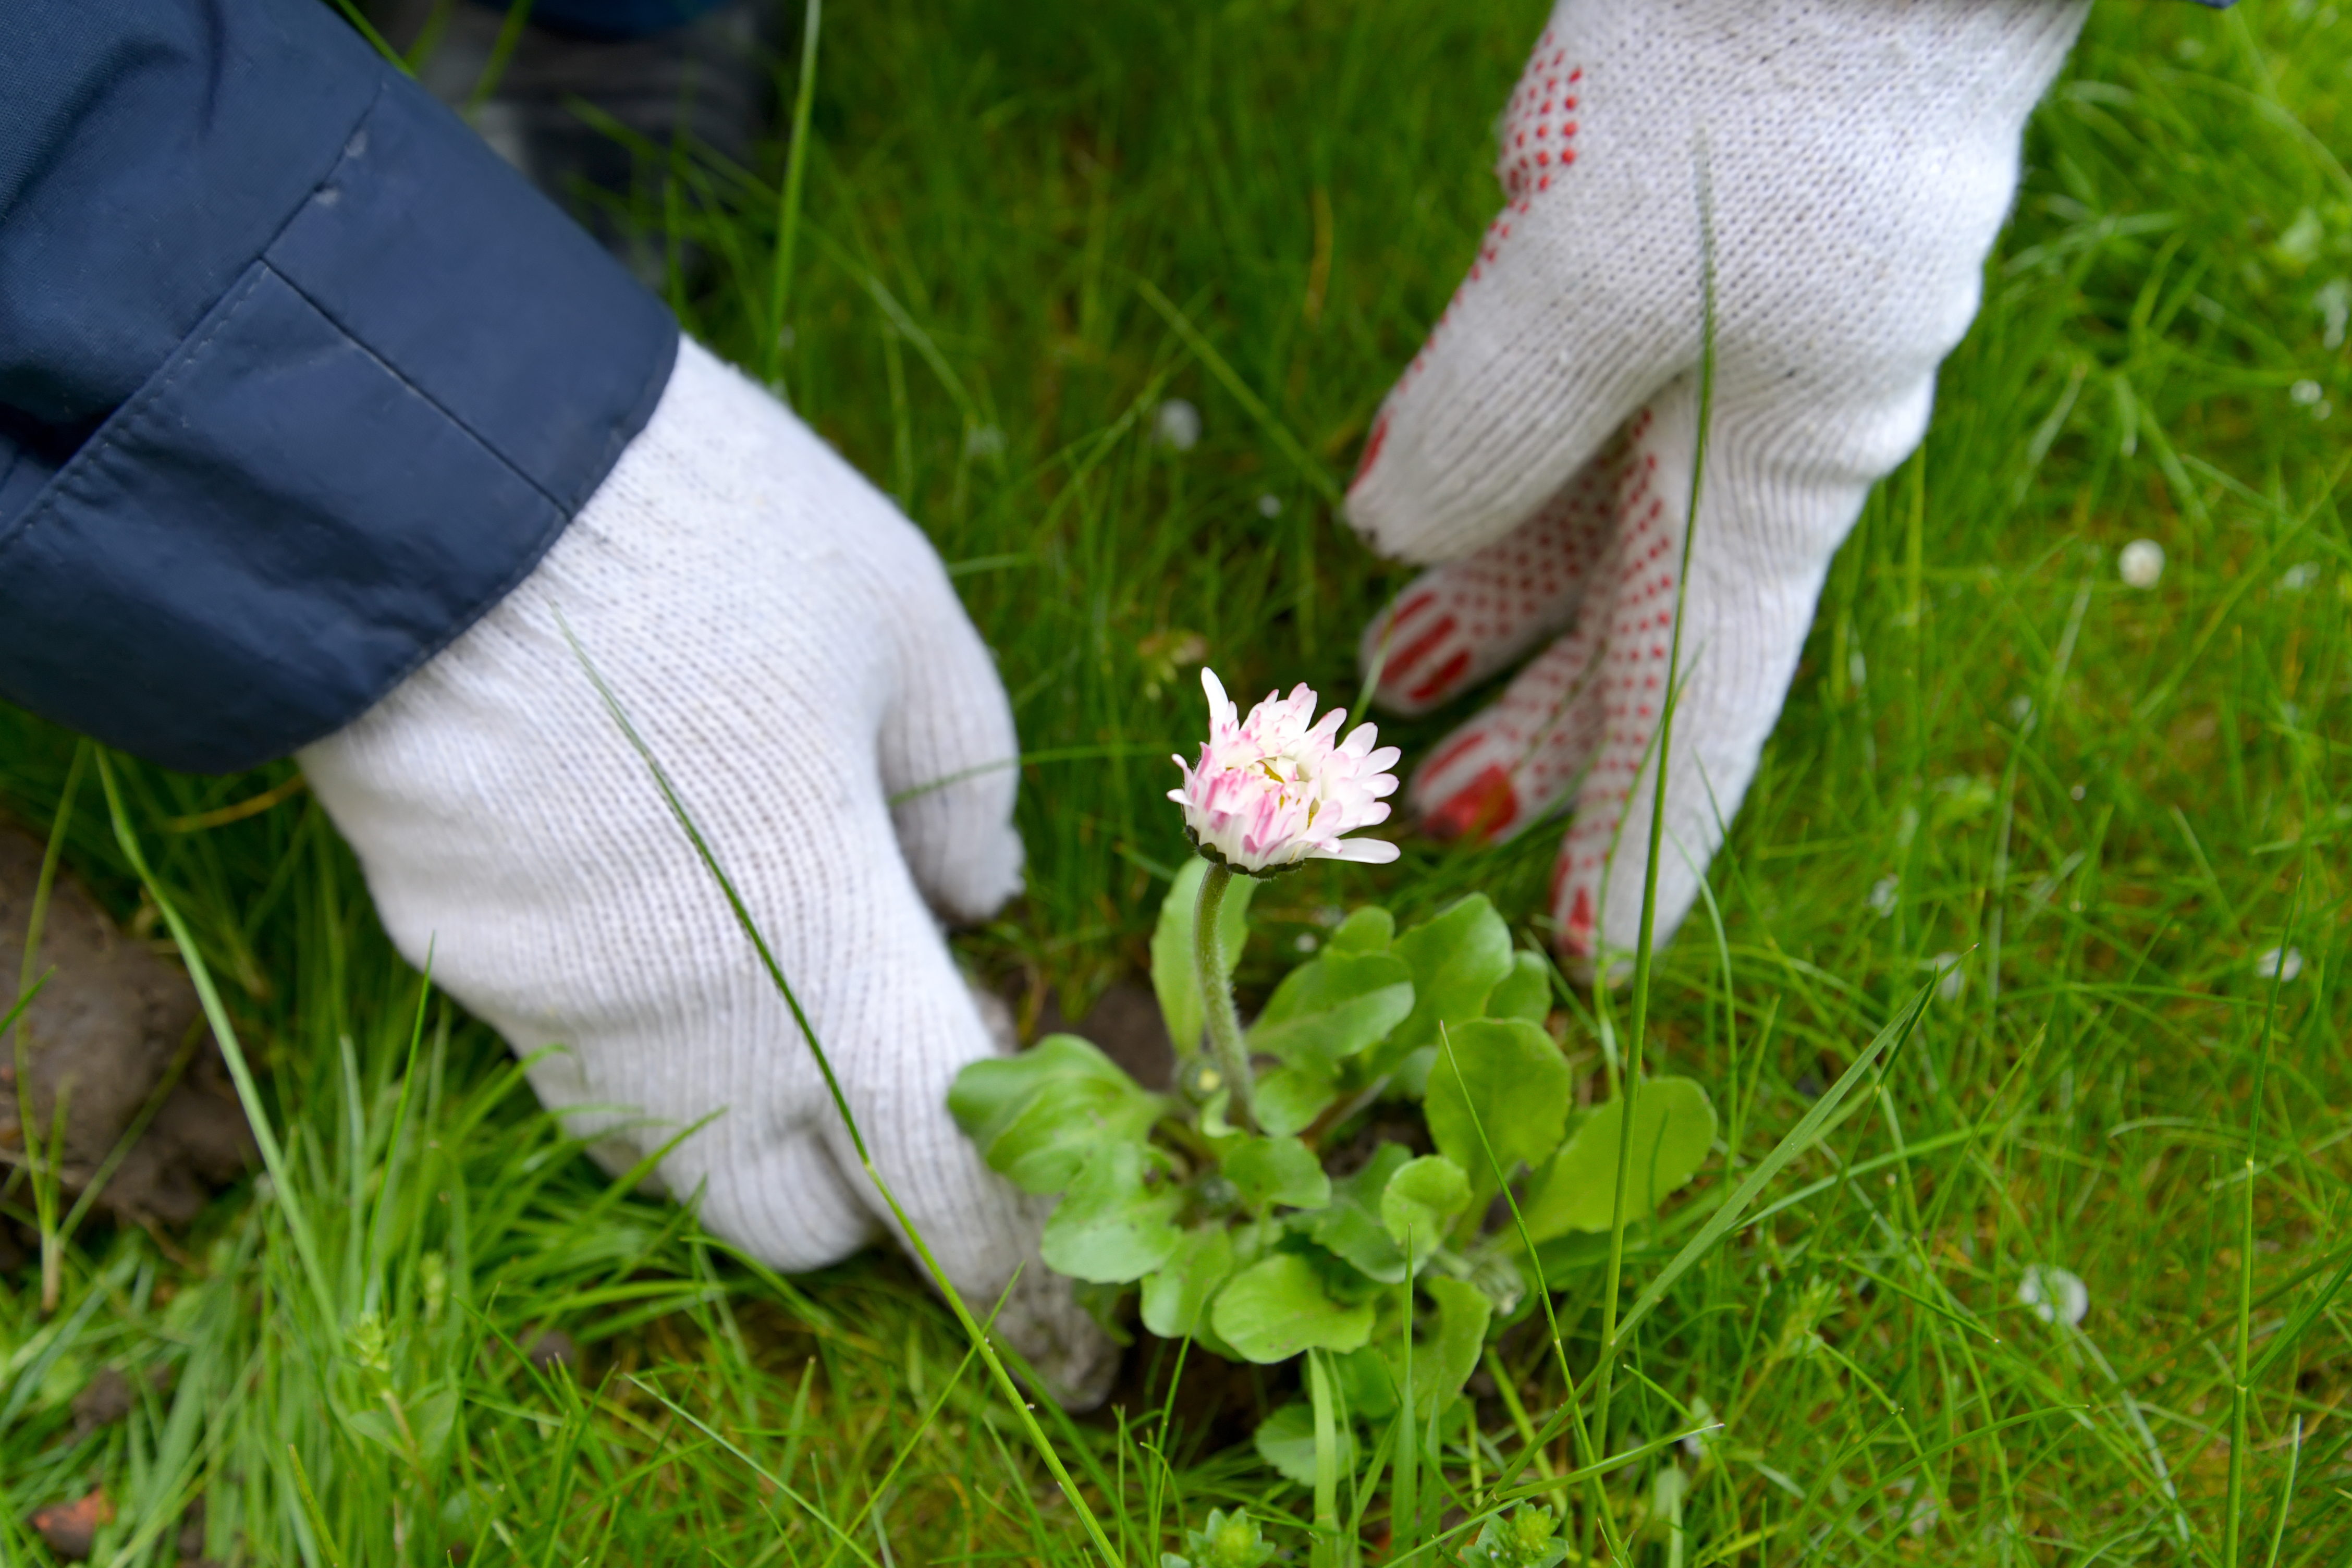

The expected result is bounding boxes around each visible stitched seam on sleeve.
[262,262,567,516]
[264,82,675,523]
[0,73,389,577]
[0,265,271,574]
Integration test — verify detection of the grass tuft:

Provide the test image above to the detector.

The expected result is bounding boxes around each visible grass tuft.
[4,0,2348,1561]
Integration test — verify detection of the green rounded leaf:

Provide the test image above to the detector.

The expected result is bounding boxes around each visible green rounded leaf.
[1380,1154,1471,1266]
[949,1034,1167,1194]
[1253,1065,1339,1138]
[1226,1135,1332,1210]
[1484,949,1553,1023]
[1407,1276,1493,1417]
[1306,1143,1413,1285]
[1252,1402,1355,1488]
[1327,906,1395,955]
[1520,1076,1717,1241]
[947,1034,1082,1146]
[1041,1142,1186,1283]
[1250,952,1415,1070]
[1527,1226,1651,1287]
[1382,895,1514,1060]
[1330,1342,1400,1421]
[1210,1254,1376,1363]
[1140,1224,1238,1339]
[1424,1017,1571,1178]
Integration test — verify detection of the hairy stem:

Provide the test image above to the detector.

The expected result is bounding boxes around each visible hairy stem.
[1194,862,1256,1131]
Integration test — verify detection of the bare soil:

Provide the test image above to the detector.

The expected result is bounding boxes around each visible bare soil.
[1032,979,1177,1091]
[0,822,252,1240]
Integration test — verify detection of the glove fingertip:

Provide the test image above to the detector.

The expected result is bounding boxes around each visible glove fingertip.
[901,817,1024,926]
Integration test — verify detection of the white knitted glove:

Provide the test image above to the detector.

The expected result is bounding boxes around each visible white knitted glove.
[1349,0,2088,976]
[300,339,1117,1406]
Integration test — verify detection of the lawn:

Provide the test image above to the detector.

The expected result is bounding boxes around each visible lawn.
[3,0,2349,1562]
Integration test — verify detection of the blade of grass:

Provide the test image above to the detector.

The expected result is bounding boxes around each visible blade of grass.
[360,959,435,1318]
[14,738,85,1316]
[766,0,824,391]
[1592,125,1719,1482]
[1392,1259,1416,1560]
[626,1377,886,1568]
[462,0,537,115]
[286,1442,348,1568]
[1436,1017,1625,1561]
[2261,1416,2304,1568]
[15,737,84,1313]
[93,750,338,1326]
[1481,1346,1562,1514]
[1308,1348,1343,1568]
[1490,1422,1720,1505]
[322,0,407,68]
[1615,981,1932,1349]
[1132,275,1342,506]
[1503,977,1936,1488]
[556,612,1122,1568]
[2227,870,2304,1568]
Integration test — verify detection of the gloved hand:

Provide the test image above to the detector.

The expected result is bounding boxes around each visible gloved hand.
[300,339,1117,1407]
[1348,0,2089,977]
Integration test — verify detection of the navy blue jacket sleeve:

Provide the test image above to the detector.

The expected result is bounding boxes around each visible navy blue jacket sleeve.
[0,0,678,774]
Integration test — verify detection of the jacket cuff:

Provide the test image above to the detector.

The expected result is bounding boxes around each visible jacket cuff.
[0,71,676,774]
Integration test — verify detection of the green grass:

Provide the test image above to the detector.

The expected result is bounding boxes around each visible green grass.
[5,0,2351,1562]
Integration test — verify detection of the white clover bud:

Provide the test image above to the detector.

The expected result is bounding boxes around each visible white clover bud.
[2256,947,2304,983]
[2018,1264,2089,1327]
[1155,398,1202,452]
[2118,539,2165,589]
[1868,875,1899,918]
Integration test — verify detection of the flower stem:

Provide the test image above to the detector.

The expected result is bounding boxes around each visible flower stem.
[1193,862,1256,1132]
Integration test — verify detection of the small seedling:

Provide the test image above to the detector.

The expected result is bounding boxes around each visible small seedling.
[953,670,1718,1476]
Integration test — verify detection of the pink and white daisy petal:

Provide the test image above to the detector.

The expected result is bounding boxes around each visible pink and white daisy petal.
[1169,667,1405,875]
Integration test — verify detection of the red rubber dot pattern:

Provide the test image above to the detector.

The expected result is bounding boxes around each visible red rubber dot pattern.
[1351,34,1584,482]
[1368,420,1645,716]
[1385,402,1685,965]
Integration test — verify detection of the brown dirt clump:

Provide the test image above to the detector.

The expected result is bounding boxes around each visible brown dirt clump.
[70,1366,136,1436]
[525,1327,581,1377]
[28,1488,113,1560]
[0,822,253,1233]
